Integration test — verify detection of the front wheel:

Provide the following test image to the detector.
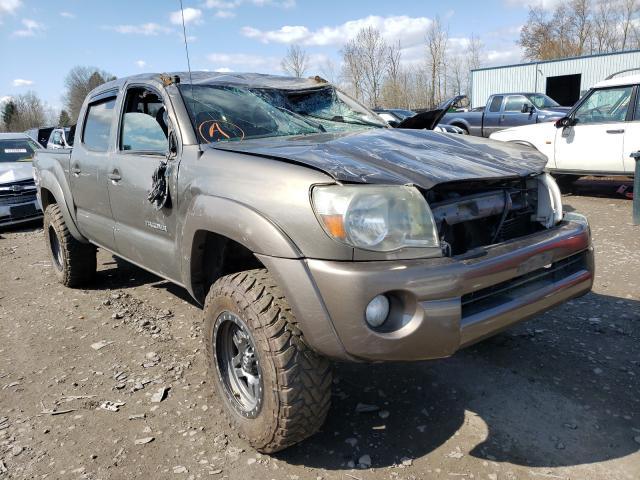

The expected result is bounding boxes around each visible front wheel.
[204,269,332,453]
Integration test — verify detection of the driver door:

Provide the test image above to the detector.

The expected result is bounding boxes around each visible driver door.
[554,86,633,174]
[107,85,180,281]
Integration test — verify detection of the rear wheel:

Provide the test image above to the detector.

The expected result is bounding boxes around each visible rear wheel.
[204,269,332,453]
[44,204,96,287]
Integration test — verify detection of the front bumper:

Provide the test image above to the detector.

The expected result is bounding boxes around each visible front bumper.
[0,195,43,227]
[261,214,593,362]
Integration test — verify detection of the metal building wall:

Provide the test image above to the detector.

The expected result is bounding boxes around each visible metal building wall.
[470,50,640,108]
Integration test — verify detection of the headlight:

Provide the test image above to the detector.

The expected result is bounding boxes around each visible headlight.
[537,173,563,228]
[311,184,439,251]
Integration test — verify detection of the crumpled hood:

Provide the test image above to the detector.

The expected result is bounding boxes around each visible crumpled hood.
[212,128,547,189]
[0,162,34,184]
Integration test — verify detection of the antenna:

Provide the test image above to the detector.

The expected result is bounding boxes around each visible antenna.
[178,0,200,152]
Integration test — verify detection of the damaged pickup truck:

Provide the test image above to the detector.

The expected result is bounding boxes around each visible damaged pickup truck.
[33,72,594,453]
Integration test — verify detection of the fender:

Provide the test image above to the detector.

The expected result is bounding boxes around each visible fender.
[180,194,302,290]
[37,169,86,242]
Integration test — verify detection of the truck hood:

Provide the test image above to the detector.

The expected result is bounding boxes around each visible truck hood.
[212,128,547,189]
[539,107,571,117]
[0,162,34,184]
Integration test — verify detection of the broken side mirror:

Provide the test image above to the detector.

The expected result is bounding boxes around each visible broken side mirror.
[167,131,178,159]
[555,116,574,128]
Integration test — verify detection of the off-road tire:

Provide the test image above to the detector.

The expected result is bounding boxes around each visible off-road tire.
[44,204,96,287]
[204,269,332,453]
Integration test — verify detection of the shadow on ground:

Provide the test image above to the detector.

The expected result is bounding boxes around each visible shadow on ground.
[275,292,639,470]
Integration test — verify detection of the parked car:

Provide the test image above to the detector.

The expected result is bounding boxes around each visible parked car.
[24,126,55,148]
[441,93,570,136]
[33,72,594,453]
[490,74,639,182]
[374,107,465,133]
[0,133,43,227]
[46,127,74,149]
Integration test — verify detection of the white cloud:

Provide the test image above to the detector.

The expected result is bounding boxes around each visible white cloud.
[60,11,75,19]
[12,18,44,37]
[485,47,524,66]
[0,95,13,105]
[12,78,33,86]
[169,7,202,25]
[135,60,147,69]
[214,67,233,72]
[106,23,172,36]
[503,0,562,9]
[215,10,236,18]
[241,15,431,47]
[0,0,21,21]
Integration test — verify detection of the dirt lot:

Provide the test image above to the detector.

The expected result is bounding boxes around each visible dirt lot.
[0,183,639,480]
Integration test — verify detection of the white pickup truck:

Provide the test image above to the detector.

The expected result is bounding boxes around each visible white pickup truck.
[490,73,639,183]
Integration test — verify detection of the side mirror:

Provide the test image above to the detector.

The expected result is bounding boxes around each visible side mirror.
[521,104,531,113]
[167,131,178,158]
[555,117,574,128]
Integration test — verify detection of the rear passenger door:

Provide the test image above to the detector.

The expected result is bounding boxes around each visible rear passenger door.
[71,92,118,250]
[482,95,503,137]
[107,84,180,281]
[500,95,536,129]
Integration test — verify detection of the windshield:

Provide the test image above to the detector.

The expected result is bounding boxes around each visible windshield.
[0,138,40,163]
[527,94,560,109]
[253,86,387,131]
[179,85,323,143]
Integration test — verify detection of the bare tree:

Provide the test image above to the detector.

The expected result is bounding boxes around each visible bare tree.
[620,0,639,49]
[341,40,365,101]
[426,16,448,107]
[281,44,309,78]
[1,92,46,132]
[63,66,115,122]
[357,27,389,107]
[318,58,338,84]
[340,27,389,106]
[520,0,640,60]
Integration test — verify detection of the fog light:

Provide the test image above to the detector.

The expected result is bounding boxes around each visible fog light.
[365,295,390,328]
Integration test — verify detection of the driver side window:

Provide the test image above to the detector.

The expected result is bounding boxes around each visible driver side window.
[574,87,633,124]
[120,87,168,153]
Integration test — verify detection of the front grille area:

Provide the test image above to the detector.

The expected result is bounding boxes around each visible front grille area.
[426,178,544,256]
[461,251,588,318]
[0,178,37,206]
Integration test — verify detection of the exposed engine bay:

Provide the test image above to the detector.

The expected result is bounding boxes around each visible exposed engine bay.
[426,176,555,257]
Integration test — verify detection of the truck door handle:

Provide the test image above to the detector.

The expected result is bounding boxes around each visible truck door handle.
[606,129,625,134]
[108,170,122,182]
[71,164,81,175]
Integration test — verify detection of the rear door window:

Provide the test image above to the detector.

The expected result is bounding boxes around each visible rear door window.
[489,96,503,112]
[83,97,116,152]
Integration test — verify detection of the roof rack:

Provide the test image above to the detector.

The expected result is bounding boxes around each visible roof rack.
[605,68,640,80]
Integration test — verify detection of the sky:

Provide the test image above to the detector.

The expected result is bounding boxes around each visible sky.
[0,0,552,110]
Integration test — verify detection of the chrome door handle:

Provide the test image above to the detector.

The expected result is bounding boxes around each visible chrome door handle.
[606,129,625,134]
[108,170,121,181]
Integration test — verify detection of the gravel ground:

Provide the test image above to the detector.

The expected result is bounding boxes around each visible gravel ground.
[0,183,638,480]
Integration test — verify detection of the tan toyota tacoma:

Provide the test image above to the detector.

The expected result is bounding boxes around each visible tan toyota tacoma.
[33,72,594,453]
